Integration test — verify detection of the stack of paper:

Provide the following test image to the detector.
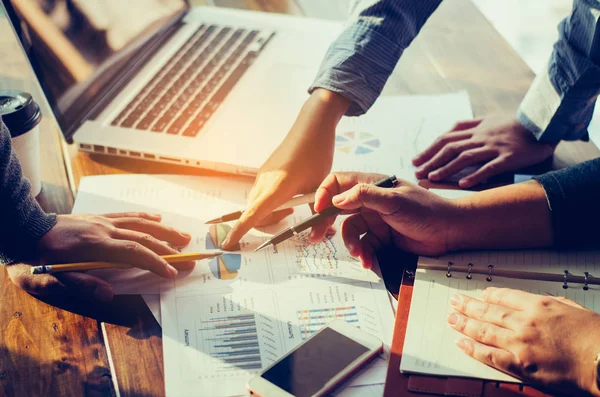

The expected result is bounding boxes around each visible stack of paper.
[71,92,473,396]
[73,174,395,397]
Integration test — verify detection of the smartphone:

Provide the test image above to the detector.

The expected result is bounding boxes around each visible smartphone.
[247,320,383,397]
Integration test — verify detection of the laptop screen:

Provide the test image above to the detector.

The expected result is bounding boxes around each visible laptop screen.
[1,0,188,140]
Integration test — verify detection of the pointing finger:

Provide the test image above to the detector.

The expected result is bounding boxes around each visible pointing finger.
[221,196,281,250]
[254,208,295,227]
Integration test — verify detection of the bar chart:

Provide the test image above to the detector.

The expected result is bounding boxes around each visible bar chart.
[198,314,264,372]
[297,306,359,339]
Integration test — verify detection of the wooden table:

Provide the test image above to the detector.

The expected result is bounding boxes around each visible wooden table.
[1,0,599,396]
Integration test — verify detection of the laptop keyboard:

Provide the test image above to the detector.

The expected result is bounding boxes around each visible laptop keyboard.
[111,24,272,137]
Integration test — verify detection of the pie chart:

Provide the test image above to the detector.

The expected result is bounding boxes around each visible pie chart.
[335,131,380,155]
[205,224,241,280]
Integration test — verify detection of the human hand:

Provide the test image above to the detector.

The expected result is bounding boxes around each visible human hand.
[448,288,600,396]
[7,212,193,301]
[311,172,463,268]
[221,89,351,250]
[413,115,556,188]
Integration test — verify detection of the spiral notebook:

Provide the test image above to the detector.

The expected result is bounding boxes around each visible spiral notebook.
[400,249,600,383]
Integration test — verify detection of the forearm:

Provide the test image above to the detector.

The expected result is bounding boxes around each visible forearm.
[0,120,56,264]
[310,0,442,116]
[518,0,600,142]
[292,89,351,139]
[449,158,600,251]
[277,89,351,153]
[449,180,552,251]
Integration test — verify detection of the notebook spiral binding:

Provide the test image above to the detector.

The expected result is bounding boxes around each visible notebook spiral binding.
[446,261,495,282]
[486,265,493,282]
[446,262,453,278]
[442,261,594,290]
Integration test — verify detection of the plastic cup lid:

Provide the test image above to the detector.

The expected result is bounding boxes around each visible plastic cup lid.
[0,90,42,137]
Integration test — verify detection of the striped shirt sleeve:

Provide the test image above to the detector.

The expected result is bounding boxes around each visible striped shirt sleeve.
[518,0,600,142]
[308,0,443,116]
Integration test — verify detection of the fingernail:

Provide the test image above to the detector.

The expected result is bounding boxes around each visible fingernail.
[346,243,355,254]
[332,194,347,206]
[362,258,372,270]
[94,285,114,302]
[429,172,440,181]
[449,294,463,307]
[180,231,191,238]
[459,179,469,187]
[447,312,459,325]
[221,236,231,248]
[455,339,467,351]
[168,264,178,277]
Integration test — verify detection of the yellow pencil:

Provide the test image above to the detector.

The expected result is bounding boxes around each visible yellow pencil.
[30,251,223,275]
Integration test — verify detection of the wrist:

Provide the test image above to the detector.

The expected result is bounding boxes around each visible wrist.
[307,88,352,123]
[515,114,559,150]
[284,89,351,151]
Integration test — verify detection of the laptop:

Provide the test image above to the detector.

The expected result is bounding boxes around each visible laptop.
[2,0,342,175]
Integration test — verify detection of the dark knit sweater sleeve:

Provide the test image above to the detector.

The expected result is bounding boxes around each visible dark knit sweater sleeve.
[0,118,56,264]
[533,158,600,249]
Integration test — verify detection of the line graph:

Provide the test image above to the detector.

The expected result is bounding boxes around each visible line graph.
[292,234,339,274]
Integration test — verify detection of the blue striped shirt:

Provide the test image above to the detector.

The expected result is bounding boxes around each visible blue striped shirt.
[309,0,600,142]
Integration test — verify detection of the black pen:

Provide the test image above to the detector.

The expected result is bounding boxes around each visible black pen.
[254,175,398,252]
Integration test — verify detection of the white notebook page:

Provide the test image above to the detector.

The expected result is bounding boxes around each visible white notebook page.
[400,268,600,382]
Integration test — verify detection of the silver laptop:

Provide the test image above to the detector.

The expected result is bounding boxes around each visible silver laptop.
[2,0,341,175]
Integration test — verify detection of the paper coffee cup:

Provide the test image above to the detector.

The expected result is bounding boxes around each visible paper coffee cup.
[0,91,43,196]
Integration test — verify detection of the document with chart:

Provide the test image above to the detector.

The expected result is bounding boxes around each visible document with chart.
[72,174,395,397]
[161,278,393,397]
[332,91,473,181]
[73,175,380,294]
